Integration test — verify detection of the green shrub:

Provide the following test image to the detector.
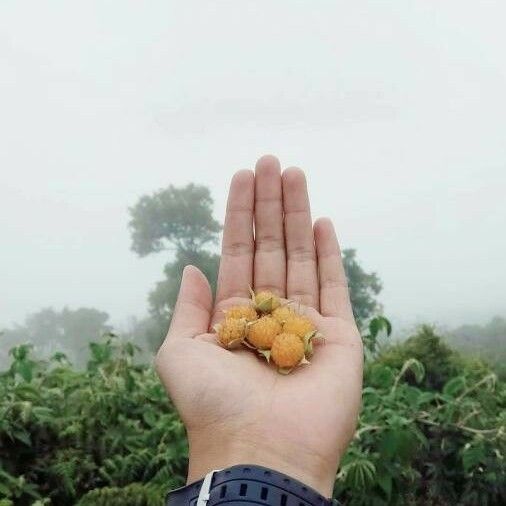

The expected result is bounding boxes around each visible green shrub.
[0,338,186,505]
[0,323,504,505]
[378,325,458,390]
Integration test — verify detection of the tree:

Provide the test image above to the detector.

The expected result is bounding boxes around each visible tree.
[129,185,382,348]
[148,249,219,323]
[129,184,221,349]
[129,184,221,257]
[342,249,382,327]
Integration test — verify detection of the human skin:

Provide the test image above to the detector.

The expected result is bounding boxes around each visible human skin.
[155,155,363,497]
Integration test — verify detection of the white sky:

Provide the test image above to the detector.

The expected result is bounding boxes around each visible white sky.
[1,1,505,331]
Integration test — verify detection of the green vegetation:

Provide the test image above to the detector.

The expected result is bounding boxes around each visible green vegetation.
[1,322,504,505]
[342,324,505,505]
[0,338,186,506]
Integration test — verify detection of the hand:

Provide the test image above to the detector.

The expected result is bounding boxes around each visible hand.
[155,155,363,497]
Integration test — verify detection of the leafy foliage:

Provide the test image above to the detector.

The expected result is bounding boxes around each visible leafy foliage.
[1,323,504,505]
[0,338,186,505]
[337,321,506,505]
[378,325,458,390]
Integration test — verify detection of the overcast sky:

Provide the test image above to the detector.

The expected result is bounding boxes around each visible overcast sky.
[1,1,505,332]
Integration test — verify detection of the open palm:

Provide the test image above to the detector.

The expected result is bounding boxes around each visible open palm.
[156,156,363,496]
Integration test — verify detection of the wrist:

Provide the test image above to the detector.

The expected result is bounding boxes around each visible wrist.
[187,426,338,497]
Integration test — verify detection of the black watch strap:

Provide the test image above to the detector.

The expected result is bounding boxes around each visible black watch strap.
[166,464,340,506]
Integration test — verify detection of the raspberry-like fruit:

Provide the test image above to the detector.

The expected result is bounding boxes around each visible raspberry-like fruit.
[282,314,316,339]
[224,305,258,322]
[271,332,305,369]
[252,289,281,313]
[272,305,295,324]
[246,315,282,349]
[215,318,247,349]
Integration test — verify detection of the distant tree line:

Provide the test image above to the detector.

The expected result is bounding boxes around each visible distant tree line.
[0,308,110,369]
[446,316,506,379]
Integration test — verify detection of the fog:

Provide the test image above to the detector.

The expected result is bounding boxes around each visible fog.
[1,1,505,332]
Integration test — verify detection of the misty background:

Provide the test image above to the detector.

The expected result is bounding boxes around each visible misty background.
[1,1,505,338]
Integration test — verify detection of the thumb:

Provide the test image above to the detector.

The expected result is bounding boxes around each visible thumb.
[166,265,213,340]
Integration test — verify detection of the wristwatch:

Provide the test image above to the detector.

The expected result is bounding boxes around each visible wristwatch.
[165,464,340,506]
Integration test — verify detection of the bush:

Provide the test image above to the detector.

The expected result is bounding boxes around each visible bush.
[0,324,504,505]
[0,339,186,505]
[377,325,457,390]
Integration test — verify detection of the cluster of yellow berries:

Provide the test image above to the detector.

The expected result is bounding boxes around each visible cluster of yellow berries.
[213,290,322,374]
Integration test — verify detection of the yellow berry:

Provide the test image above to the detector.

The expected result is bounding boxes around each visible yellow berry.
[246,315,282,350]
[271,333,305,368]
[272,305,295,324]
[283,315,316,339]
[253,290,281,313]
[225,305,258,322]
[215,318,247,349]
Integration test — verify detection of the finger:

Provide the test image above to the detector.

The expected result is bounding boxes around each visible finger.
[215,170,255,303]
[282,168,319,309]
[313,217,354,319]
[254,155,286,296]
[166,265,213,339]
